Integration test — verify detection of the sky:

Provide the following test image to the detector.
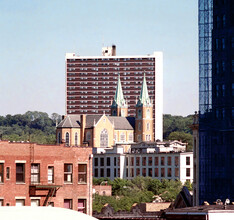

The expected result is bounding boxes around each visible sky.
[0,0,198,117]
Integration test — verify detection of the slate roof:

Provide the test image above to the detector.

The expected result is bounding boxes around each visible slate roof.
[107,116,135,130]
[57,114,135,130]
[57,115,80,128]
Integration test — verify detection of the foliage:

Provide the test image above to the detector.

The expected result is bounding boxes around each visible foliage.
[93,176,189,213]
[184,180,193,191]
[163,114,193,151]
[0,111,61,144]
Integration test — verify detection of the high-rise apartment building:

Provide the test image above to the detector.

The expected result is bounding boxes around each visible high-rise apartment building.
[198,0,234,205]
[65,46,163,141]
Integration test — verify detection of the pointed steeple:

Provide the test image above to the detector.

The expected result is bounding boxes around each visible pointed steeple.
[137,73,151,107]
[111,74,126,107]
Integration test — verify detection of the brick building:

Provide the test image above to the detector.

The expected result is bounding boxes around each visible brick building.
[0,140,93,215]
[65,46,163,141]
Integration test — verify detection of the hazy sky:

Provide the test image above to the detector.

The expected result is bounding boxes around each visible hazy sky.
[0,0,198,117]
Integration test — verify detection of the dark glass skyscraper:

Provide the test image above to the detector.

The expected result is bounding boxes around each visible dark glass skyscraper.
[199,0,234,204]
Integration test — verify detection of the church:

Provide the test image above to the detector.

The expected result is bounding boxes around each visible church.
[56,74,154,147]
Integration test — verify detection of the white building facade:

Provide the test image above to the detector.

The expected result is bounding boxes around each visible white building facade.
[93,141,193,184]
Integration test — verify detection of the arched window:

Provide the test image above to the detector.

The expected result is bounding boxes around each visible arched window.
[147,123,150,131]
[147,109,150,118]
[75,132,78,146]
[57,132,61,144]
[138,122,142,131]
[138,109,142,119]
[65,132,70,146]
[128,133,133,142]
[100,129,108,148]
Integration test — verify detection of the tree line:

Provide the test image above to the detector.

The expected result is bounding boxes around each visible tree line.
[93,177,192,213]
[0,111,193,149]
[0,111,61,144]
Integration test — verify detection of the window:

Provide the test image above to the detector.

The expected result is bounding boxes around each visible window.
[6,167,10,180]
[148,168,152,177]
[120,132,126,142]
[64,199,72,209]
[86,131,91,141]
[161,168,165,177]
[138,122,141,131]
[78,164,87,183]
[167,157,171,166]
[136,168,140,176]
[94,158,98,166]
[48,166,54,183]
[107,168,110,177]
[126,157,129,166]
[138,109,142,119]
[148,157,152,166]
[64,164,73,183]
[31,199,40,207]
[0,163,3,183]
[161,157,165,166]
[94,169,98,177]
[186,157,190,165]
[16,199,25,206]
[175,168,179,177]
[100,129,108,147]
[186,168,190,177]
[57,132,61,144]
[142,168,146,177]
[100,168,104,177]
[128,133,133,142]
[106,157,110,166]
[147,123,150,131]
[78,199,86,213]
[154,168,158,177]
[75,132,78,146]
[167,168,172,177]
[175,157,179,166]
[155,157,158,166]
[146,109,150,118]
[31,164,40,184]
[136,157,140,166]
[65,132,70,146]
[137,135,142,142]
[100,158,104,166]
[142,157,146,166]
[16,163,25,183]
[0,199,3,206]
[130,168,134,177]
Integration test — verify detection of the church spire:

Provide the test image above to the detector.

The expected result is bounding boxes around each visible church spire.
[112,74,126,107]
[137,73,151,107]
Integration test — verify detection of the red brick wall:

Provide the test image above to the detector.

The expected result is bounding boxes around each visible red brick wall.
[0,141,93,215]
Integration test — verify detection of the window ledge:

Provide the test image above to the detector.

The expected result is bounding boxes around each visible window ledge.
[16,182,26,185]
[64,182,73,185]
[78,182,87,185]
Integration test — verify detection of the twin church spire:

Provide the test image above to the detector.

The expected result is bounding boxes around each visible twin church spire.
[111,73,151,117]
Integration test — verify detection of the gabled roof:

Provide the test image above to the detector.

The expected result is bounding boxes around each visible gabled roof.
[107,116,135,130]
[137,73,151,107]
[57,114,135,130]
[86,115,103,128]
[57,115,80,128]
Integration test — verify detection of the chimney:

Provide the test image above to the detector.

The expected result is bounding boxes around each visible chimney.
[112,45,116,56]
[81,114,86,145]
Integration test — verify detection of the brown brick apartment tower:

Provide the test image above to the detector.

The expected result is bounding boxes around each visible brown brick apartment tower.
[65,46,163,141]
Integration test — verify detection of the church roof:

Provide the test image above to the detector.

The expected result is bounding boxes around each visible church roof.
[107,116,135,130]
[111,74,127,108]
[137,73,151,107]
[57,114,135,130]
[57,115,81,128]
